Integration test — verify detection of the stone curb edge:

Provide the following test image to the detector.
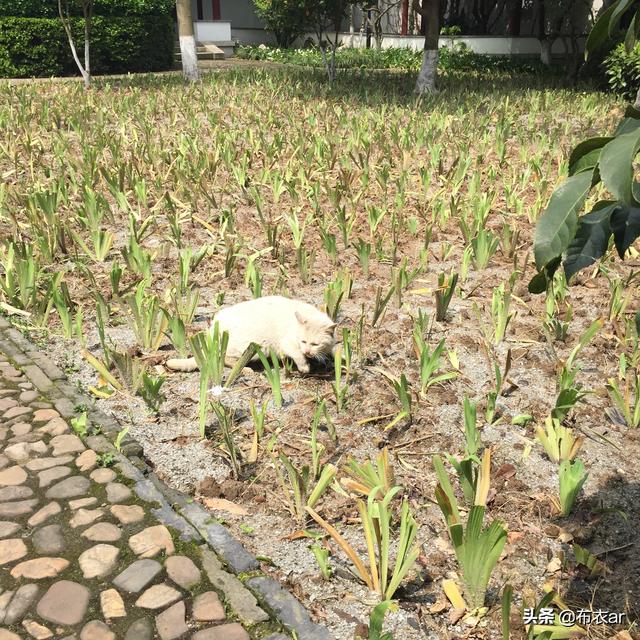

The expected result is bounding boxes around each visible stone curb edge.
[0,315,335,640]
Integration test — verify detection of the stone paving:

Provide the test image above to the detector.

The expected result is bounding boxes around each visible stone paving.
[0,317,332,640]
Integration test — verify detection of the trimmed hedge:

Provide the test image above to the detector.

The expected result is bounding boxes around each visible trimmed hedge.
[90,15,174,74]
[0,15,174,77]
[0,0,174,18]
[603,42,640,98]
[0,18,67,77]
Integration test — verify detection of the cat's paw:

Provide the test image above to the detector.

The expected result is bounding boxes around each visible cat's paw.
[297,362,310,374]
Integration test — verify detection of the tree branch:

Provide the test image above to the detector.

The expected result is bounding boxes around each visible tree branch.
[57,0,90,86]
[371,0,403,25]
[412,0,427,18]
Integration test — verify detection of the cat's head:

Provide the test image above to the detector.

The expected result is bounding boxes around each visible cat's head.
[295,310,336,361]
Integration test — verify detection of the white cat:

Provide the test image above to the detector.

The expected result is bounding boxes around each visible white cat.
[166,296,336,374]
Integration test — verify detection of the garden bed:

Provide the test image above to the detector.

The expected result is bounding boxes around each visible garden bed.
[1,67,638,639]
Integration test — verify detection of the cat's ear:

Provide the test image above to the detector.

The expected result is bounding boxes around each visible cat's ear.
[295,311,307,325]
[326,322,337,332]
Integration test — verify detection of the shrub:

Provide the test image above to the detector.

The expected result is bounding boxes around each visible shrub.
[93,0,174,15]
[440,25,462,35]
[0,15,174,78]
[236,45,421,69]
[0,0,174,17]
[0,18,67,77]
[603,42,640,98]
[252,0,306,48]
[89,15,174,74]
[0,0,56,18]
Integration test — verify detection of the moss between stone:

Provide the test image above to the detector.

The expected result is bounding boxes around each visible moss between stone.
[250,619,293,639]
[238,569,264,582]
[9,319,49,349]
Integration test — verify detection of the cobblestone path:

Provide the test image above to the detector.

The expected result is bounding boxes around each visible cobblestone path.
[0,317,331,640]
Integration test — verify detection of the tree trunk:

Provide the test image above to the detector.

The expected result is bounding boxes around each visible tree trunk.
[416,48,438,93]
[533,0,553,65]
[375,11,383,50]
[540,37,552,65]
[330,27,340,81]
[348,4,355,47]
[58,0,92,88]
[83,0,91,90]
[176,0,199,82]
[414,0,440,94]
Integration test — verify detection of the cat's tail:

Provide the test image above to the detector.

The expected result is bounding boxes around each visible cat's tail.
[165,357,199,372]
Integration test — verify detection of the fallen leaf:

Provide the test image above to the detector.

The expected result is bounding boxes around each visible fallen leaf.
[281,530,312,541]
[546,557,562,574]
[202,497,249,516]
[448,607,465,625]
[495,463,516,479]
[507,531,524,544]
[443,579,466,610]
[429,598,448,614]
[0,301,31,317]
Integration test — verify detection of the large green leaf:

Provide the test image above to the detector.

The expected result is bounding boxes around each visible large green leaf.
[568,137,611,176]
[599,129,640,204]
[615,105,640,135]
[611,205,640,257]
[624,11,640,52]
[528,257,561,294]
[609,0,636,37]
[563,202,617,282]
[534,171,593,271]
[585,2,617,58]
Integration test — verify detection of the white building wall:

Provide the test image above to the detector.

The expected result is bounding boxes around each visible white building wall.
[194,21,232,42]
[231,28,276,45]
[294,33,583,56]
[220,0,264,30]
[195,0,599,49]
[350,1,402,33]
